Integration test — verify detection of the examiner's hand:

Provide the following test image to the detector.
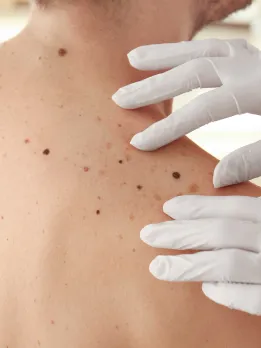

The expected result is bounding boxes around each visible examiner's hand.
[140,195,261,315]
[112,39,261,188]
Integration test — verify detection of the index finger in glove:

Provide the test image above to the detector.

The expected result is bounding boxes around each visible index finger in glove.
[202,282,261,315]
[112,58,221,109]
[163,195,261,222]
[127,39,230,70]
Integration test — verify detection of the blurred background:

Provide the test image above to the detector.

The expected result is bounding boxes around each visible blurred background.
[1,0,261,184]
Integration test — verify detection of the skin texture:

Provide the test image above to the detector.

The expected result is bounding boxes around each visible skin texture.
[0,0,260,347]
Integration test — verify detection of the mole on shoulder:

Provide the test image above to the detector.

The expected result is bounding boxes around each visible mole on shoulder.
[58,48,68,57]
[172,172,181,179]
[96,210,101,215]
[137,185,143,190]
[43,148,50,155]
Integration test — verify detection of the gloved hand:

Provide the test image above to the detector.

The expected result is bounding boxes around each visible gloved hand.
[140,194,261,315]
[112,39,261,188]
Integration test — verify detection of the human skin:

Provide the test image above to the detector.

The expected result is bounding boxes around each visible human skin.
[0,1,260,347]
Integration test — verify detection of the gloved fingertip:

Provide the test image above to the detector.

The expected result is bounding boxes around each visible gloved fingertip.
[163,196,185,217]
[213,162,229,188]
[112,89,133,109]
[130,133,156,151]
[140,224,154,243]
[127,50,139,69]
[149,256,168,280]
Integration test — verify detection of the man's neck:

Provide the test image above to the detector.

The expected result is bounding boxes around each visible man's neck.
[20,1,195,118]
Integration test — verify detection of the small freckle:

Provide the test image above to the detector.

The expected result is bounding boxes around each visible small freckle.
[118,160,123,164]
[24,138,30,144]
[125,154,132,162]
[51,320,55,325]
[129,213,135,221]
[176,192,183,197]
[6,238,8,241]
[99,169,105,176]
[115,325,119,330]
[97,196,101,200]
[96,210,100,215]
[1,216,4,220]
[37,340,41,346]
[118,234,123,240]
[106,143,112,150]
[172,172,181,179]
[153,194,161,201]
[59,104,64,108]
[84,167,89,172]
[58,48,67,56]
[97,116,102,121]
[132,248,136,252]
[38,56,42,60]
[137,185,143,190]
[118,124,122,127]
[208,171,213,176]
[189,183,199,193]
[43,148,50,155]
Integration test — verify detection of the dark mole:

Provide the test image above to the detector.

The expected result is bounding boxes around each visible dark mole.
[58,48,68,57]
[132,248,136,253]
[172,172,181,179]
[43,149,50,155]
[118,160,123,164]
[96,210,100,215]
[137,185,143,190]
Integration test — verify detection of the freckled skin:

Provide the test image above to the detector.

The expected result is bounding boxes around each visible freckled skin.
[0,24,261,348]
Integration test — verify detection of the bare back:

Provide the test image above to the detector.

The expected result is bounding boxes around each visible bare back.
[0,33,261,348]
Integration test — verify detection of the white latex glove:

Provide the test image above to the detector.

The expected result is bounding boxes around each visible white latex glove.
[112,39,261,188]
[140,195,261,315]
